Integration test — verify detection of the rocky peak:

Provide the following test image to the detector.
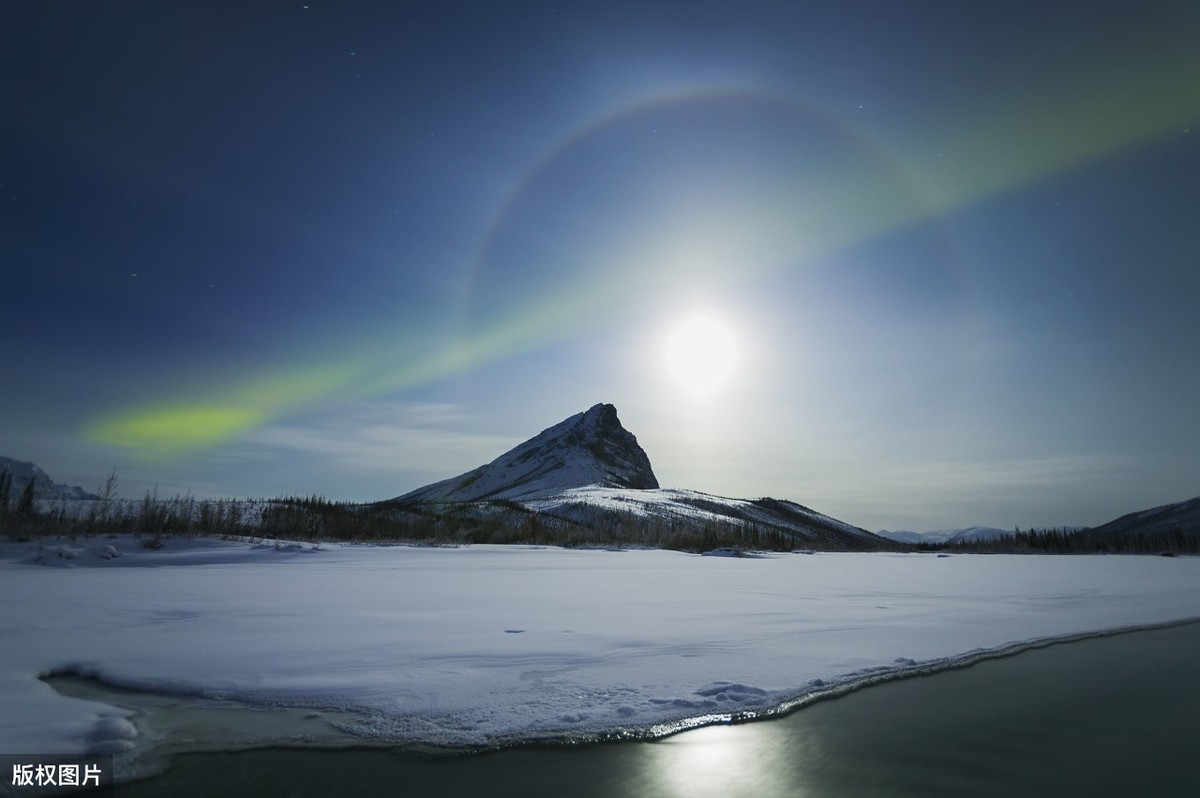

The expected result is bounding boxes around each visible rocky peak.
[396,403,658,503]
[527,403,659,490]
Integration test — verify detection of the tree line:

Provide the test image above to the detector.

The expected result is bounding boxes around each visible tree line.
[924,525,1200,555]
[1,470,865,552]
[4,469,1195,554]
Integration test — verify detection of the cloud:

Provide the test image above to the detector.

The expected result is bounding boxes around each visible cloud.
[803,453,1138,530]
[868,454,1132,493]
[240,400,518,483]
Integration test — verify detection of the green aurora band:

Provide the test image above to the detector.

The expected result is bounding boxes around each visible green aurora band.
[85,46,1200,457]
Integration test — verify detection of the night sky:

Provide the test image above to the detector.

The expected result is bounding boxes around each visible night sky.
[3,1,1198,531]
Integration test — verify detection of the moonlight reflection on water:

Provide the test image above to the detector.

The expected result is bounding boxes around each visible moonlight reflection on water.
[640,722,808,797]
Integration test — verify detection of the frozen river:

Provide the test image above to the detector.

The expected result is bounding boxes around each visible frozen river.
[114,621,1200,797]
[3,536,1199,790]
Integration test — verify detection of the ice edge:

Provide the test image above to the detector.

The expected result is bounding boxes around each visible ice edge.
[48,616,1200,764]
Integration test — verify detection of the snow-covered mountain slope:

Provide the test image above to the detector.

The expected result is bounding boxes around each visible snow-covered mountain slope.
[948,526,1016,544]
[392,404,884,549]
[1079,496,1200,550]
[523,486,882,549]
[875,529,927,545]
[0,456,99,501]
[394,403,658,503]
[876,526,1013,545]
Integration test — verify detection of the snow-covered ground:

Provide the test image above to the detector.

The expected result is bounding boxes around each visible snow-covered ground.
[3,536,1198,771]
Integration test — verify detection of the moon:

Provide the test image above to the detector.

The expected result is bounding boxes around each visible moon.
[660,311,739,397]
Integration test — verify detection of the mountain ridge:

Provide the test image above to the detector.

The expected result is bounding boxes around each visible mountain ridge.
[876,526,1013,545]
[1076,496,1200,552]
[393,403,884,550]
[0,456,100,501]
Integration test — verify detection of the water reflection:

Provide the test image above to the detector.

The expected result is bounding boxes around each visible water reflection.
[638,723,813,797]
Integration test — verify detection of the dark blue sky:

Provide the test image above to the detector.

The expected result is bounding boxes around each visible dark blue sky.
[3,1,1198,530]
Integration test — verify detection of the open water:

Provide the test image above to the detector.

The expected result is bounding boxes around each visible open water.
[113,622,1200,797]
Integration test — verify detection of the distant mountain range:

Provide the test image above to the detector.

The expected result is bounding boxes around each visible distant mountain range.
[390,403,885,550]
[879,498,1200,554]
[875,527,1013,545]
[0,456,99,501]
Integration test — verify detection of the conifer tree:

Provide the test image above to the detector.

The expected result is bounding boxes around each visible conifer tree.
[17,479,36,517]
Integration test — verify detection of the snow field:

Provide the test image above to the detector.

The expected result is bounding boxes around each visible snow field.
[2,537,1198,764]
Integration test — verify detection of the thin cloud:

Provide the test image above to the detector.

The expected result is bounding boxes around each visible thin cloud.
[242,400,518,482]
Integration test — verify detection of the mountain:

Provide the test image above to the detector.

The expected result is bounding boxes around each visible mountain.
[1079,496,1200,552]
[391,404,885,550]
[876,526,1012,545]
[395,403,659,503]
[874,529,925,545]
[879,497,1200,553]
[0,456,100,501]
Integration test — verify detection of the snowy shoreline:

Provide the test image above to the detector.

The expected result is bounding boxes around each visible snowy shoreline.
[4,536,1199,779]
[40,615,1200,775]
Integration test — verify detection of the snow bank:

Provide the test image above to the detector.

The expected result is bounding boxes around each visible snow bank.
[2,537,1198,764]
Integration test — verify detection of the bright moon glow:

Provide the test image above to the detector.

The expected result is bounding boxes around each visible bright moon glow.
[661,312,739,397]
